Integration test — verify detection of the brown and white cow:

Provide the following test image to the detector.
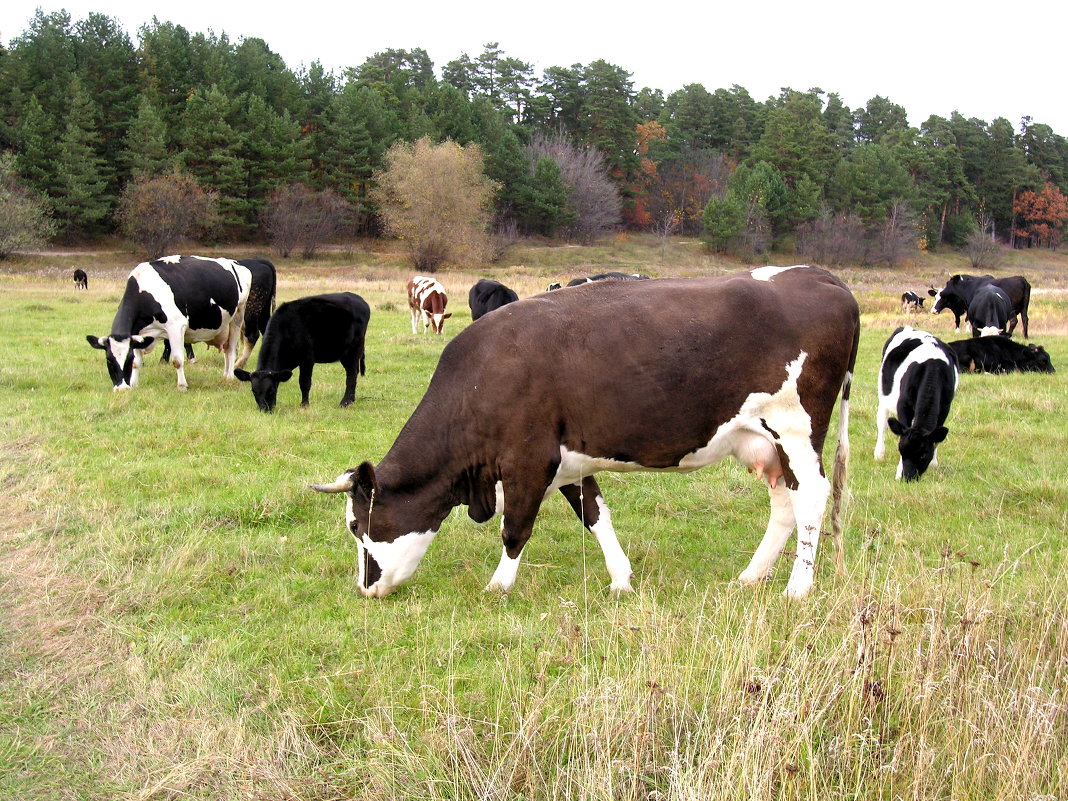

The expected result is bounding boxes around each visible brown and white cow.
[407,276,452,334]
[314,265,860,600]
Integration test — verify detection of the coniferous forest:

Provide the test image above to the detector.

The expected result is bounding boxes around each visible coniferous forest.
[2,9,1068,260]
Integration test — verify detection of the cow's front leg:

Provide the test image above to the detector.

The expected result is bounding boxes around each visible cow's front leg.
[873,402,891,460]
[559,478,633,593]
[784,474,830,600]
[166,330,189,390]
[485,485,542,594]
[221,317,243,379]
[739,480,795,586]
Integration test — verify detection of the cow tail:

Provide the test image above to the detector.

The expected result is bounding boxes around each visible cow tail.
[828,320,859,577]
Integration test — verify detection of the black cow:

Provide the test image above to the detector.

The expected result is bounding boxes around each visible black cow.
[929,274,1031,336]
[967,283,1011,337]
[312,265,860,601]
[468,279,519,321]
[901,291,924,313]
[948,337,1055,374]
[72,269,88,289]
[874,327,958,481]
[86,255,252,391]
[235,292,370,412]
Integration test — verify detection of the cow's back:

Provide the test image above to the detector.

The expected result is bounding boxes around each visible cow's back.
[260,292,370,368]
[419,268,858,463]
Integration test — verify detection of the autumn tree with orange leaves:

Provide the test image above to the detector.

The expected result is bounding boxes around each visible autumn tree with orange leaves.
[1014,182,1068,248]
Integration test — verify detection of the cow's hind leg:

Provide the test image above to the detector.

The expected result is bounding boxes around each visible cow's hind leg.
[739,481,795,586]
[298,363,314,407]
[340,354,358,407]
[559,477,633,593]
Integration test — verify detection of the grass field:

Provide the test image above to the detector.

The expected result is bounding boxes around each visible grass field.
[2,238,1067,800]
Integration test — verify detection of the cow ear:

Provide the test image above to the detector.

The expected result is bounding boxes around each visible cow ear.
[234,369,252,382]
[927,288,937,297]
[276,370,293,382]
[887,417,906,436]
[443,312,453,319]
[131,336,153,349]
[354,461,378,498]
[87,335,106,350]
[931,426,949,444]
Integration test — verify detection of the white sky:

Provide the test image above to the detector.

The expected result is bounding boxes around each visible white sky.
[4,0,1067,135]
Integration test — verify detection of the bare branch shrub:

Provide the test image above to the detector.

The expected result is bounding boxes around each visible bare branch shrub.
[867,199,920,267]
[263,184,351,259]
[795,207,866,266]
[525,130,621,243]
[371,138,498,272]
[0,153,57,259]
[648,149,731,236]
[963,215,1004,271]
[115,169,218,259]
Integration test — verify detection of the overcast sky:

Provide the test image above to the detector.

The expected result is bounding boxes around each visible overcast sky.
[4,0,1066,135]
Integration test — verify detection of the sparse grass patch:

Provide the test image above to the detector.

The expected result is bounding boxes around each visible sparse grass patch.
[2,244,1066,799]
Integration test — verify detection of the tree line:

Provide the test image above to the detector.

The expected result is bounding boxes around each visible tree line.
[2,9,1068,263]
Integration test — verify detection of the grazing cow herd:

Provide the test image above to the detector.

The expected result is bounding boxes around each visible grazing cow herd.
[76,257,1057,600]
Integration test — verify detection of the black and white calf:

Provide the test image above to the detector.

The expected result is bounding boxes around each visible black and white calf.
[312,265,860,601]
[468,279,519,321]
[235,292,370,412]
[73,269,88,289]
[86,255,252,391]
[901,291,924,313]
[948,337,1055,374]
[874,327,959,481]
[967,283,1011,337]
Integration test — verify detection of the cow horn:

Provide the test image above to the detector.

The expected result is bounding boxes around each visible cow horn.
[309,470,356,493]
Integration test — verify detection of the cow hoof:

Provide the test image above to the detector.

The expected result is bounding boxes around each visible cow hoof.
[873,448,885,461]
[738,568,771,586]
[608,580,634,596]
[783,579,813,600]
[340,399,354,408]
[177,384,188,392]
[484,580,511,594]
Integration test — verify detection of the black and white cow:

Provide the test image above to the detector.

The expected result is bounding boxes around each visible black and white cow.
[551,273,649,292]
[948,337,1055,374]
[929,274,1031,336]
[407,276,451,334]
[72,269,88,289]
[468,279,519,321]
[312,265,860,600]
[874,327,959,481]
[86,255,252,391]
[235,293,370,412]
[901,291,924,313]
[967,283,1011,337]
[160,257,276,368]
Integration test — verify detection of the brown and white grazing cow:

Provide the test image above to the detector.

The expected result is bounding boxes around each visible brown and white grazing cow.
[407,276,452,334]
[313,265,860,600]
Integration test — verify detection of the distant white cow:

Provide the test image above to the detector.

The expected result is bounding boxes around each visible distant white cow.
[407,276,452,334]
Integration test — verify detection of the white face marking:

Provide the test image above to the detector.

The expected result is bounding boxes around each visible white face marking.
[345,494,436,596]
[750,265,807,282]
[929,290,943,312]
[979,326,1001,337]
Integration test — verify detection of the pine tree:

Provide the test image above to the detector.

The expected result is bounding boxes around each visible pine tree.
[122,94,173,177]
[52,75,110,236]
[178,85,245,232]
[236,93,307,231]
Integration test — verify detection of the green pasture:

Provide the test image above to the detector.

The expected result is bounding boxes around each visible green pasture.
[1,261,1066,800]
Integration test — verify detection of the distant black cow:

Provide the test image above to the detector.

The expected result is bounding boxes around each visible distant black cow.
[929,274,1031,336]
[948,337,1055,374]
[235,292,370,412]
[73,269,88,289]
[469,279,519,321]
[967,284,1012,337]
[874,327,958,481]
[901,291,924,313]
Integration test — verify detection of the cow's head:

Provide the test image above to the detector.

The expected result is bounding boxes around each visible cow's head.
[86,334,153,390]
[427,310,452,334]
[1022,344,1055,373]
[887,418,948,481]
[234,368,292,412]
[311,462,437,597]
